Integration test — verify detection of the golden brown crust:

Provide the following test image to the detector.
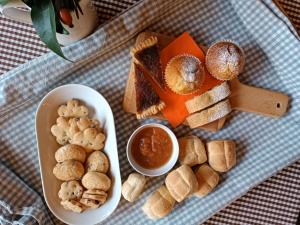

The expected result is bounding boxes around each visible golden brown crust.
[136,101,165,119]
[133,63,165,118]
[131,37,165,89]
[131,36,158,56]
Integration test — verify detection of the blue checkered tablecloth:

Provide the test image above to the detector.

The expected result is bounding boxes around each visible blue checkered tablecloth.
[1,0,300,224]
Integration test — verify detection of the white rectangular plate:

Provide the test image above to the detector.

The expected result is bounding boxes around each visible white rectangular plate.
[35,84,121,225]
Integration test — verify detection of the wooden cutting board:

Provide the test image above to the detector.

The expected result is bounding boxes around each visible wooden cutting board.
[213,79,289,130]
[123,32,289,131]
[123,32,226,132]
[229,79,289,118]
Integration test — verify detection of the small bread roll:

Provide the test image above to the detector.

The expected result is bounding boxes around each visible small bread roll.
[165,165,198,202]
[53,160,84,181]
[194,164,219,197]
[207,140,236,172]
[142,185,175,219]
[82,172,111,191]
[122,173,146,202]
[86,151,109,173]
[178,136,207,166]
[55,144,86,163]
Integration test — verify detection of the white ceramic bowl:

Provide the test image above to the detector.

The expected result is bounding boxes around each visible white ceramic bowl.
[126,123,179,177]
[35,84,121,225]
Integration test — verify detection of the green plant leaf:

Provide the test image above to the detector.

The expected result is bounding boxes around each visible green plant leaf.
[0,0,9,5]
[30,0,69,60]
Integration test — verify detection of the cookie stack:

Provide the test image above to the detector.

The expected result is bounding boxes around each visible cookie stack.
[50,99,111,213]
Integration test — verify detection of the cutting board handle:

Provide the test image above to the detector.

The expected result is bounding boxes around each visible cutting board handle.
[230,79,289,118]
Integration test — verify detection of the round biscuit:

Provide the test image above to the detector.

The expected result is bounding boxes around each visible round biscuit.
[55,144,86,163]
[53,160,84,181]
[86,151,109,173]
[81,172,111,191]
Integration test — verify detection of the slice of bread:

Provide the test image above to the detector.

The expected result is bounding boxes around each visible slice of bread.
[185,82,231,114]
[186,99,231,128]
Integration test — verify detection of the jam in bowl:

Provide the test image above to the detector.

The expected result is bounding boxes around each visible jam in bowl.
[126,123,179,177]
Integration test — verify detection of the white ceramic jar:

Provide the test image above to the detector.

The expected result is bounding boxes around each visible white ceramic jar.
[0,0,99,46]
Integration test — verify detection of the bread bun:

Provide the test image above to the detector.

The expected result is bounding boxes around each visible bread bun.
[142,185,175,219]
[122,173,146,202]
[165,165,198,202]
[207,140,236,172]
[194,164,219,197]
[178,136,207,166]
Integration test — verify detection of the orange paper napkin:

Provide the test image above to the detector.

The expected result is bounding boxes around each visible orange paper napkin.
[152,32,222,127]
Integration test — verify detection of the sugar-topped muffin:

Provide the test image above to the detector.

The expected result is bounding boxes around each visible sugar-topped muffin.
[205,41,245,81]
[165,54,205,95]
